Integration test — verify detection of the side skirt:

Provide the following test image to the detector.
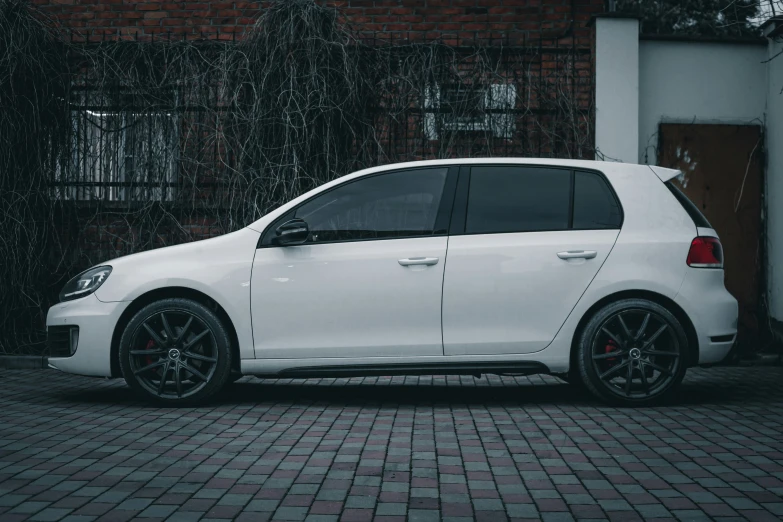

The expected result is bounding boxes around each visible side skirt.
[243,360,550,379]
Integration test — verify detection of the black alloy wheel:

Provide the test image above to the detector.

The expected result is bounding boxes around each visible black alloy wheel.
[577,298,688,406]
[119,298,232,405]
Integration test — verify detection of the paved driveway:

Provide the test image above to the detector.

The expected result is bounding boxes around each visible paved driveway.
[1,368,782,522]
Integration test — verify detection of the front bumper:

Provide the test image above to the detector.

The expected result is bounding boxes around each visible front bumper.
[46,294,130,377]
[674,268,738,365]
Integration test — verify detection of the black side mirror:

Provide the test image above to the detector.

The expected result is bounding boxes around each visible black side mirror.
[274,218,309,246]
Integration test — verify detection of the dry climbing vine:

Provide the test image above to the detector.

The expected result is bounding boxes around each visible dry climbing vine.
[0,0,593,354]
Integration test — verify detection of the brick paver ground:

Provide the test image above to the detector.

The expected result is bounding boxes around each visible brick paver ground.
[1,368,782,522]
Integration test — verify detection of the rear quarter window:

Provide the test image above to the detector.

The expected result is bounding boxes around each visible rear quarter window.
[665,181,712,228]
[572,170,622,230]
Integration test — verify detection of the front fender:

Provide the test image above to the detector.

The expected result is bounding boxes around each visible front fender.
[94,227,261,359]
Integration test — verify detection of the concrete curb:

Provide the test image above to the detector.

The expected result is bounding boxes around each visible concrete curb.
[0,356,49,370]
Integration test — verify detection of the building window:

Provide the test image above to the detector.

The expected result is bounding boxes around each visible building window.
[57,94,179,202]
[423,83,517,140]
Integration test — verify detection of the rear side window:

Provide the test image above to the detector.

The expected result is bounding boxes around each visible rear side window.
[665,181,712,228]
[572,171,622,230]
[465,166,571,234]
[463,166,622,234]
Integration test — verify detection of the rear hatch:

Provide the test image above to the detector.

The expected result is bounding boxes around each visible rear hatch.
[649,165,717,238]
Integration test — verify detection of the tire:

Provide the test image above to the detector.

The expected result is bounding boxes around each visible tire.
[577,298,688,406]
[563,370,586,391]
[119,298,232,405]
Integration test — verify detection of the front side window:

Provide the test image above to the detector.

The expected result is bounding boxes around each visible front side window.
[465,166,571,234]
[292,168,448,243]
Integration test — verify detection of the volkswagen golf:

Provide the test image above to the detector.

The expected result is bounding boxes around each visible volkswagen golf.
[46,159,738,406]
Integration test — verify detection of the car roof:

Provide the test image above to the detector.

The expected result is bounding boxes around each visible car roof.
[349,158,679,180]
[355,157,614,172]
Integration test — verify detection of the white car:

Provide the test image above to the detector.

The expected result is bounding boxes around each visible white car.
[46,158,737,406]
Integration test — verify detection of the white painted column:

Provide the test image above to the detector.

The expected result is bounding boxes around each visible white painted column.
[764,20,783,322]
[594,16,640,164]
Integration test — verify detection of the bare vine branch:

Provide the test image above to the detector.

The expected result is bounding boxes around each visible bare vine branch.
[0,0,593,354]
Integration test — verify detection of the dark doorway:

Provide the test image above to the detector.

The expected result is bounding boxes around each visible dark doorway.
[658,123,763,352]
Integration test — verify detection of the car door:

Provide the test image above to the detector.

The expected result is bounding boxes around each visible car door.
[442,165,622,355]
[251,166,457,359]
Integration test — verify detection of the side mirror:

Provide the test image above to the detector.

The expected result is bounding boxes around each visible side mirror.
[274,218,309,246]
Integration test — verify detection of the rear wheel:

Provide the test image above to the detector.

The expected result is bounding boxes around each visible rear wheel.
[119,298,232,405]
[577,299,687,406]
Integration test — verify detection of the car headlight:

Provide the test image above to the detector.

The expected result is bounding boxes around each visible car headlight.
[59,266,112,302]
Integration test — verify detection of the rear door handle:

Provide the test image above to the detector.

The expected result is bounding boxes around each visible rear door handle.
[398,257,439,266]
[557,250,597,260]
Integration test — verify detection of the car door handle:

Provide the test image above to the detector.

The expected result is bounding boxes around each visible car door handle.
[398,257,439,266]
[557,250,597,260]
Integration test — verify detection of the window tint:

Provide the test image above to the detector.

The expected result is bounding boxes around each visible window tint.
[666,181,712,228]
[293,168,448,243]
[465,166,570,234]
[572,171,622,229]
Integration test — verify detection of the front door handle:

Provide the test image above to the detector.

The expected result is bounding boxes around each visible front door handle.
[557,250,597,260]
[398,257,439,266]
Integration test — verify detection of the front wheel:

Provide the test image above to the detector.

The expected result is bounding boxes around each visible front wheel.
[119,298,232,405]
[577,299,688,406]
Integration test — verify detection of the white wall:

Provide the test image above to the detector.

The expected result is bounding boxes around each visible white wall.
[595,20,783,322]
[594,17,639,163]
[638,40,767,164]
[766,36,783,321]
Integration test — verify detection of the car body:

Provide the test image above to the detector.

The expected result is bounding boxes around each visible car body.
[46,158,738,405]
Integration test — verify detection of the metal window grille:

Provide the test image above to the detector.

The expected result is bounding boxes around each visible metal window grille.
[372,35,593,162]
[424,83,518,139]
[51,35,592,207]
[55,91,179,202]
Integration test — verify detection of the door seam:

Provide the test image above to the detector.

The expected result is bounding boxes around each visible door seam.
[542,230,622,350]
[440,235,449,356]
[249,244,258,359]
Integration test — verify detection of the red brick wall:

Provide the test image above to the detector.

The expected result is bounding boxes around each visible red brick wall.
[37,0,605,260]
[34,1,606,43]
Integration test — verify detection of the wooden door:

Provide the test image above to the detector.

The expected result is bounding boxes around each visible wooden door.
[658,123,763,350]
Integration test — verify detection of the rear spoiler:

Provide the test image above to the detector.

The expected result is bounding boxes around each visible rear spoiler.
[647,165,680,183]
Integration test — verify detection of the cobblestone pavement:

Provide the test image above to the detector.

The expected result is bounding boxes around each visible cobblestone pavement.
[1,368,783,522]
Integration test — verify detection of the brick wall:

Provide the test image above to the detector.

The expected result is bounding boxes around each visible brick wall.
[35,1,605,44]
[37,0,605,266]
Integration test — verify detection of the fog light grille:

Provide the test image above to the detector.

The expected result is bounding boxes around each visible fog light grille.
[47,326,79,357]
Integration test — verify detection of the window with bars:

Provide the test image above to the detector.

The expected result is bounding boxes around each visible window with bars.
[423,83,517,141]
[56,93,180,202]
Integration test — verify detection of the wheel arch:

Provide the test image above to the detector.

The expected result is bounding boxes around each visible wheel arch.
[569,289,699,373]
[110,287,241,378]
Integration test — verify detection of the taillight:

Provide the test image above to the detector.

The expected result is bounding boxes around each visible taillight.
[687,237,723,268]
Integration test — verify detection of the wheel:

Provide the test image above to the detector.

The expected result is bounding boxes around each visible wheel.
[577,298,687,406]
[119,298,232,405]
